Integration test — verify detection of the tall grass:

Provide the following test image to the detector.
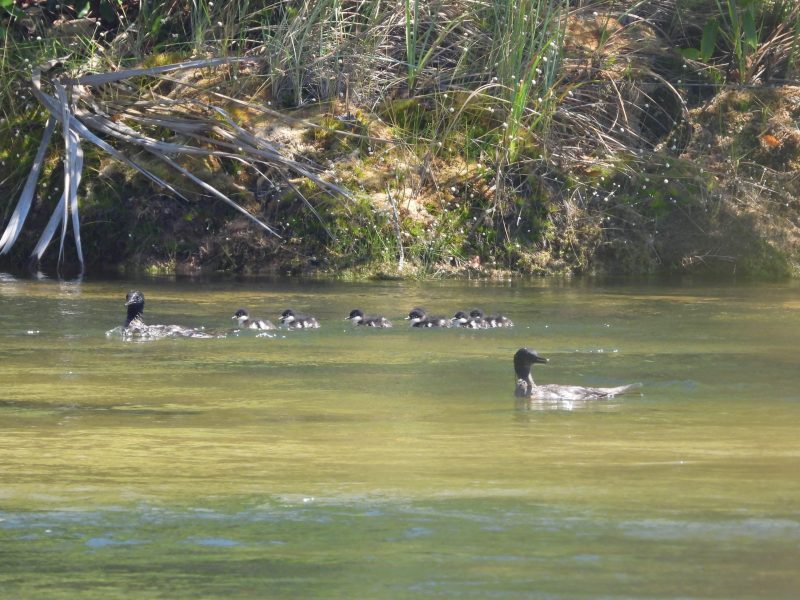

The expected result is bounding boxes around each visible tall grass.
[675,0,800,83]
[484,0,566,162]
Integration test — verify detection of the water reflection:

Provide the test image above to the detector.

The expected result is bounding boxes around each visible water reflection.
[514,397,623,412]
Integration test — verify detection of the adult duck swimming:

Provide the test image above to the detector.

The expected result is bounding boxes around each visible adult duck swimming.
[113,290,216,339]
[513,348,641,401]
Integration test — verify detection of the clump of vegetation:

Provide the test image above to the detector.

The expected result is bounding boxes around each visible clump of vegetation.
[1,0,799,278]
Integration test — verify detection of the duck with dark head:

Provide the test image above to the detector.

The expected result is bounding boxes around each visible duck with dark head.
[120,290,215,339]
[514,348,641,401]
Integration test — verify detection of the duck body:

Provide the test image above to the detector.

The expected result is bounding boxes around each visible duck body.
[232,308,276,330]
[516,381,642,401]
[124,321,215,340]
[472,308,513,328]
[405,307,449,328]
[451,311,487,329]
[280,308,320,329]
[347,309,392,328]
[513,348,641,401]
[120,291,214,339]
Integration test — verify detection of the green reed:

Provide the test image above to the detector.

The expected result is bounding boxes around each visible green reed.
[484,0,566,162]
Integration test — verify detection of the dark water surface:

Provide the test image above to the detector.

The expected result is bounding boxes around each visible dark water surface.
[1,275,799,598]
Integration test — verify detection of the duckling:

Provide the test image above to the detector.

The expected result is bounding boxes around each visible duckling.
[279,308,320,329]
[451,310,487,329]
[232,308,276,330]
[120,290,214,339]
[346,309,393,328]
[513,348,641,401]
[405,307,449,328]
[471,308,513,328]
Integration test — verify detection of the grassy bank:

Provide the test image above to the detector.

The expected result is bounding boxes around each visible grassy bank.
[1,0,799,278]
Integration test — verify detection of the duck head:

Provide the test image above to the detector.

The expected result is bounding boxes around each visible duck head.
[346,309,365,323]
[514,348,549,397]
[451,310,470,325]
[405,307,427,325]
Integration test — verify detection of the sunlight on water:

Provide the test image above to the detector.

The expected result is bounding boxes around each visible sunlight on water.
[1,275,799,598]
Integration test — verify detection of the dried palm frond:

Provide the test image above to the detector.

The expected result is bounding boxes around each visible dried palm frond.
[0,57,354,270]
[0,116,56,256]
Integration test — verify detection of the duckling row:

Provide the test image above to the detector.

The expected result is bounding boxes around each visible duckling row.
[124,290,513,335]
[232,308,320,330]
[234,306,514,331]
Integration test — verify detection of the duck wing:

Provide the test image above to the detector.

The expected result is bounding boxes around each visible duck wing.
[122,323,217,340]
[531,383,642,401]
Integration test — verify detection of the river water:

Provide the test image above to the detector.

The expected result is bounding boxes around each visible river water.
[1,274,798,598]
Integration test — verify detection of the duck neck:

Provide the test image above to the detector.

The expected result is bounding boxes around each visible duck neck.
[513,359,535,397]
[125,303,143,327]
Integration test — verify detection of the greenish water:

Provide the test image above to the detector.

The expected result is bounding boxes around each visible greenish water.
[1,275,799,599]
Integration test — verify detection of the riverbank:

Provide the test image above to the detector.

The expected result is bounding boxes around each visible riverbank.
[73,86,800,280]
[1,2,798,279]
